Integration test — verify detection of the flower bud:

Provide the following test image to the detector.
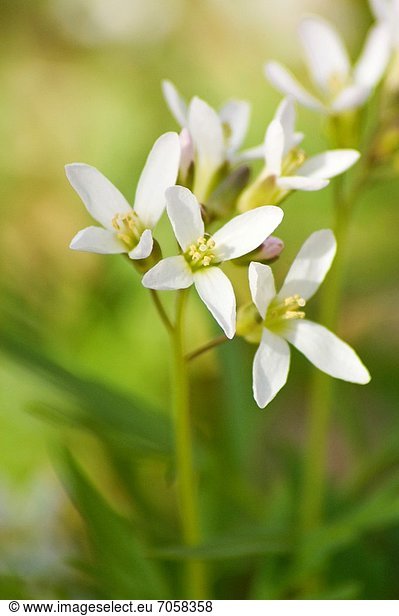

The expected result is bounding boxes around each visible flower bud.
[206,165,250,219]
[178,128,194,186]
[369,121,399,166]
[237,173,279,211]
[384,50,399,98]
[233,235,284,266]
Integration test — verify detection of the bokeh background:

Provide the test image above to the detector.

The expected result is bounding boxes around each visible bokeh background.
[1,0,398,599]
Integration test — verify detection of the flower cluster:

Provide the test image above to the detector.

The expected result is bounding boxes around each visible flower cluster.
[65,4,393,408]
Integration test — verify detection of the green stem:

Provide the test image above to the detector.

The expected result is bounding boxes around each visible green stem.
[171,289,207,598]
[149,289,174,334]
[185,335,228,362]
[300,176,350,533]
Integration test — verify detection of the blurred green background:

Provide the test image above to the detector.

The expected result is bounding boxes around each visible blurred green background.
[1,0,398,600]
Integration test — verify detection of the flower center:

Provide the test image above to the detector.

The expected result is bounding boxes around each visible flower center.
[281,148,306,176]
[222,121,233,145]
[236,302,263,343]
[184,234,217,270]
[112,212,144,250]
[328,72,348,97]
[265,294,306,331]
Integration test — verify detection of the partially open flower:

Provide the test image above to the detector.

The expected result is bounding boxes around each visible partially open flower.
[265,16,391,115]
[67,132,180,260]
[238,98,360,210]
[162,80,251,201]
[370,0,399,49]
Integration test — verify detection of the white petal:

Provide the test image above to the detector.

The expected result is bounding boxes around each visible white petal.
[213,206,284,261]
[354,24,391,89]
[264,119,284,175]
[161,79,188,127]
[253,329,291,408]
[219,100,250,154]
[278,229,336,301]
[369,0,391,21]
[166,186,204,251]
[265,62,325,111]
[277,176,329,191]
[128,228,153,260]
[70,226,125,254]
[330,84,371,113]
[298,150,360,179]
[298,16,350,93]
[65,164,131,230]
[248,262,276,319]
[293,132,305,148]
[194,268,236,338]
[284,320,371,384]
[237,143,265,162]
[133,132,181,229]
[275,97,297,154]
[142,256,193,290]
[188,97,225,199]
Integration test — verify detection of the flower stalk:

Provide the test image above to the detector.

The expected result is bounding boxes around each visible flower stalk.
[299,171,359,555]
[149,289,174,334]
[171,289,207,598]
[185,335,229,362]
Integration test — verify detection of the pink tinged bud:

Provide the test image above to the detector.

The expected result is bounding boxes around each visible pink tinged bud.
[258,236,285,261]
[179,128,194,181]
[232,235,285,267]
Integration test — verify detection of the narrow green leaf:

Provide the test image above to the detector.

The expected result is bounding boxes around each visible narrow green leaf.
[150,534,289,561]
[299,477,399,574]
[58,449,170,599]
[0,331,172,455]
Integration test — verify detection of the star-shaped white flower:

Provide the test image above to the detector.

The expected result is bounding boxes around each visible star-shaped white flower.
[142,186,284,338]
[238,98,360,210]
[246,230,370,408]
[162,80,250,200]
[67,132,180,260]
[370,0,399,48]
[265,16,391,114]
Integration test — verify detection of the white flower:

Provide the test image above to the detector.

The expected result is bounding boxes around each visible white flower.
[66,132,180,260]
[370,0,399,48]
[265,15,391,114]
[246,230,370,408]
[238,98,360,210]
[162,80,250,200]
[240,96,304,163]
[142,186,283,338]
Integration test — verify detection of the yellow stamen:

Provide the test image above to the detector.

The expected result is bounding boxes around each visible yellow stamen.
[112,211,144,250]
[184,234,218,270]
[265,294,306,330]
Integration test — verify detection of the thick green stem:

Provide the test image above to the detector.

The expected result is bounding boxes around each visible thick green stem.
[171,289,207,598]
[300,175,353,530]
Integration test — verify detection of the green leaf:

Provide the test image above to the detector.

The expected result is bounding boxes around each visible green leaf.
[303,582,362,600]
[0,575,29,600]
[0,331,173,456]
[343,433,399,500]
[299,476,399,575]
[58,449,170,599]
[150,533,289,561]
